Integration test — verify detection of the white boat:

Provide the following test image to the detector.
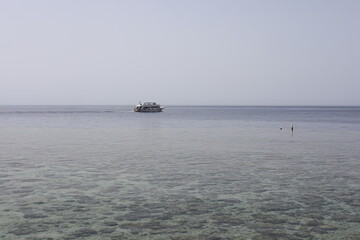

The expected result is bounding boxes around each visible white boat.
[133,102,164,112]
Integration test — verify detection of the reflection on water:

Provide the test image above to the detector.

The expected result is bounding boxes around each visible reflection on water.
[0,128,359,239]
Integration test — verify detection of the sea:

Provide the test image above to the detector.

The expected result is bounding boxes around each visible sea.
[0,105,359,240]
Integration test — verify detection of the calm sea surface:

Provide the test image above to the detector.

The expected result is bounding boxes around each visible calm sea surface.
[0,105,359,239]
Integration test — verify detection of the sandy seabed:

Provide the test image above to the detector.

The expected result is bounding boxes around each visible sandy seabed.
[1,128,359,239]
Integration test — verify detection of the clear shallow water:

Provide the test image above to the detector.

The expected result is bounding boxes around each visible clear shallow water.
[0,106,359,239]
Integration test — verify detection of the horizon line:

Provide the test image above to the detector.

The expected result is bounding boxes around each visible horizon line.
[1,104,360,107]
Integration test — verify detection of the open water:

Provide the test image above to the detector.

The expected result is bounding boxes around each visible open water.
[0,105,359,239]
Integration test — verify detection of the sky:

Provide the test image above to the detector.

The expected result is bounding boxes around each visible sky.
[0,0,359,105]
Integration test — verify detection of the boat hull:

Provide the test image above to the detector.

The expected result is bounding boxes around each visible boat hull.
[134,108,163,112]
[133,107,164,112]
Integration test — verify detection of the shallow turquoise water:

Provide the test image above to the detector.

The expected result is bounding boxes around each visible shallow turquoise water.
[0,106,360,239]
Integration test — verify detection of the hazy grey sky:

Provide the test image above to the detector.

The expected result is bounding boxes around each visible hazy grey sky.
[1,0,359,105]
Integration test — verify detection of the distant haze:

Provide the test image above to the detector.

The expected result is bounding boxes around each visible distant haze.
[1,0,359,105]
